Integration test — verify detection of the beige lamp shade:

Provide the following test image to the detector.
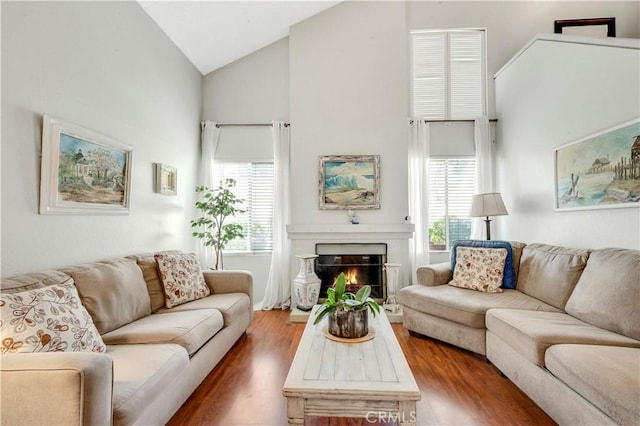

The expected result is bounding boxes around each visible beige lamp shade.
[470,193,509,218]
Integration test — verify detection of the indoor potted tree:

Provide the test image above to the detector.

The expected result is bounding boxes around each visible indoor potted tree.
[191,178,245,270]
[313,272,381,339]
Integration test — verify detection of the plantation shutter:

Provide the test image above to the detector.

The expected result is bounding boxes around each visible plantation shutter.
[412,32,446,119]
[411,29,486,120]
[449,30,484,119]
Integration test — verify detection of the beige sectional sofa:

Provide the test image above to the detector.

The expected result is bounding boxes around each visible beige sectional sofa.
[0,252,253,425]
[398,243,639,425]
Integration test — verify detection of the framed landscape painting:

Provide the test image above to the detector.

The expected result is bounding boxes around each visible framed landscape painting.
[554,118,640,211]
[40,115,133,215]
[319,155,380,210]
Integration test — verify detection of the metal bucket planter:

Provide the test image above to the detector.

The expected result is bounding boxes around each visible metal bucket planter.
[327,309,368,339]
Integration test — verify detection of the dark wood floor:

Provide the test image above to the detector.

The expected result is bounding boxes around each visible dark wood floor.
[168,310,555,425]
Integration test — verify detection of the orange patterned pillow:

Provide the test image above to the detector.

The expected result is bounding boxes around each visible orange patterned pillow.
[0,278,106,354]
[448,246,507,293]
[154,253,210,308]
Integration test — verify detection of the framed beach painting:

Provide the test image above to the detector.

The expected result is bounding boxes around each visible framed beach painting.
[319,155,380,210]
[40,115,133,215]
[554,118,640,211]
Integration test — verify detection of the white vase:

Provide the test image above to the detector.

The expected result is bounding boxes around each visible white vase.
[383,263,401,313]
[294,254,321,311]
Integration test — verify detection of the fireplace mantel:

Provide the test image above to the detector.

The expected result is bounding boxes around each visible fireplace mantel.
[287,223,414,240]
[287,223,414,323]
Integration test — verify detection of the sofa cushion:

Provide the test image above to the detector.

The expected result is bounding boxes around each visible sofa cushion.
[109,343,189,426]
[398,285,560,329]
[61,258,151,334]
[451,240,516,288]
[155,293,251,327]
[565,248,640,341]
[128,251,181,312]
[516,243,590,310]
[486,309,640,367]
[101,308,223,356]
[449,246,507,293]
[1,270,72,292]
[545,344,640,426]
[0,276,105,353]
[509,241,526,281]
[154,253,210,308]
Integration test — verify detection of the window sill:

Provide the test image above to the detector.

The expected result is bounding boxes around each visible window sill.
[223,251,272,257]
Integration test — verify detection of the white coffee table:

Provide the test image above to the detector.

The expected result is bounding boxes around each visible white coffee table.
[283,306,420,425]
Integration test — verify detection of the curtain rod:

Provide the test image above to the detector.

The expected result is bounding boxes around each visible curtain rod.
[214,122,290,128]
[409,119,498,124]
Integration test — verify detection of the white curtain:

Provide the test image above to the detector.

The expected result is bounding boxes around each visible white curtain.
[199,121,221,267]
[408,120,430,284]
[471,116,493,239]
[260,121,291,310]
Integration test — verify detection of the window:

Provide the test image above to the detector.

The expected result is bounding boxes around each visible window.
[411,29,486,120]
[212,162,274,252]
[428,158,476,251]
[411,29,485,250]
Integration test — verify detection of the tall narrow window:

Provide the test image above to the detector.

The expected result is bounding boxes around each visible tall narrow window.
[411,29,486,120]
[212,162,274,252]
[428,158,476,251]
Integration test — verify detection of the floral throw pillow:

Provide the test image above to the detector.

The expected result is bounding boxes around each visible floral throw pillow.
[448,247,507,293]
[154,253,210,308]
[0,278,106,354]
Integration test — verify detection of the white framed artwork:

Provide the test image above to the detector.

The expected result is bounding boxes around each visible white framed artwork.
[40,115,133,215]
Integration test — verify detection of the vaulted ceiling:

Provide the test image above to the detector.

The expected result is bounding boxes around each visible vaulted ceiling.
[138,1,342,75]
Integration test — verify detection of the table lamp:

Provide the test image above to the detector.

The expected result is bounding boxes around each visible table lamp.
[470,192,509,240]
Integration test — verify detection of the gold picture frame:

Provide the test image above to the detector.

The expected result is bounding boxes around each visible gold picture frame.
[155,163,177,195]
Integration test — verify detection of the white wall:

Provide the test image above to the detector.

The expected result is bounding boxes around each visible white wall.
[201,37,290,303]
[289,1,411,283]
[1,2,202,276]
[495,36,640,249]
[290,1,409,227]
[202,37,289,122]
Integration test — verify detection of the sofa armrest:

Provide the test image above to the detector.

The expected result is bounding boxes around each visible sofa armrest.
[416,262,453,286]
[203,270,253,306]
[0,352,113,425]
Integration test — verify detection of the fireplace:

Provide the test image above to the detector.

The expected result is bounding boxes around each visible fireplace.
[315,243,387,301]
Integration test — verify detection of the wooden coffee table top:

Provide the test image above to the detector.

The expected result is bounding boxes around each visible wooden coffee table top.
[283,306,421,400]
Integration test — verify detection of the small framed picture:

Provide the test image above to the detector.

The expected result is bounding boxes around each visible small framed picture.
[40,115,133,215]
[319,155,381,210]
[155,163,177,195]
[554,17,616,38]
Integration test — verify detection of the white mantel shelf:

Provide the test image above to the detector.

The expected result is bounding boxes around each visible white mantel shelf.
[286,223,415,240]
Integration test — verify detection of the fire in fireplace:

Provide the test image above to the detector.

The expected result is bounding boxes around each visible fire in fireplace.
[315,243,387,301]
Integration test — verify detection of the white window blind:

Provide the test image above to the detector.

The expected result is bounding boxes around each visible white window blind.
[428,158,476,251]
[212,162,274,252]
[411,29,486,120]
